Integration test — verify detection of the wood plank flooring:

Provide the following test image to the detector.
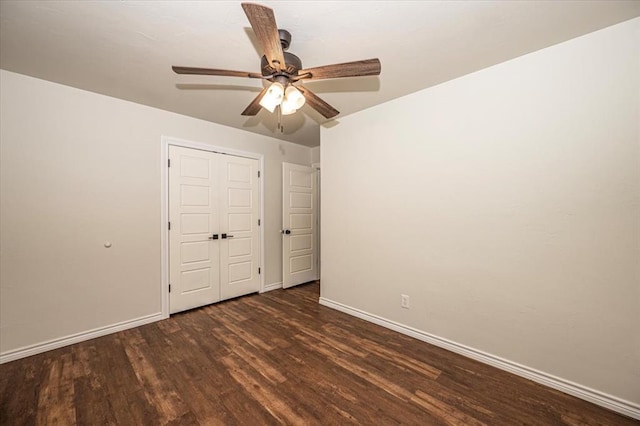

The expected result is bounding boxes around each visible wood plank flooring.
[0,282,636,425]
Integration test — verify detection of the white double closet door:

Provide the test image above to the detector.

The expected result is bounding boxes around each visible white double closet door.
[169,145,260,314]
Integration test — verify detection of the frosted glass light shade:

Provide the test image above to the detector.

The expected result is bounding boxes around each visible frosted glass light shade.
[284,86,306,109]
[259,82,285,113]
[280,101,297,115]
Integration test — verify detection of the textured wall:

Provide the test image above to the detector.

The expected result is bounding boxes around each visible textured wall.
[321,19,639,405]
[0,70,311,355]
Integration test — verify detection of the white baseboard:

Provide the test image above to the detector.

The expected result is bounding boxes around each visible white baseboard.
[0,312,163,364]
[261,281,283,293]
[318,297,640,420]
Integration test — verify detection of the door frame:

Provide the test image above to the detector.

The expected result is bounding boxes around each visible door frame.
[312,162,320,280]
[160,135,265,318]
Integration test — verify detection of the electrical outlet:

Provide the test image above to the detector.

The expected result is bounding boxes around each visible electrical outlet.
[401,294,410,309]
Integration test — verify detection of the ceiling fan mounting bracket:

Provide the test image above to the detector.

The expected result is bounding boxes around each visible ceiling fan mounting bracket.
[278,29,291,50]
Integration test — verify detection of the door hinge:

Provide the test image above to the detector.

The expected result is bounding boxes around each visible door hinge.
[258,267,261,275]
[258,170,261,178]
[168,221,171,230]
[169,284,171,293]
[258,219,261,226]
[168,159,171,167]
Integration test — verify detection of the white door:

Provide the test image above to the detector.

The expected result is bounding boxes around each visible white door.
[282,162,318,288]
[219,154,261,300]
[169,146,261,313]
[169,146,220,313]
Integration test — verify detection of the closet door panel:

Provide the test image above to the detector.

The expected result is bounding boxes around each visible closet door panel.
[219,155,261,301]
[169,146,220,314]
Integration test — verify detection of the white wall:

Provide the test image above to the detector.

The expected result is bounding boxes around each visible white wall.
[0,70,311,357]
[321,17,639,409]
[310,146,320,164]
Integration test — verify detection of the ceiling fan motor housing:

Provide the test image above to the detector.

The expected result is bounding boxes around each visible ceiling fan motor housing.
[261,51,302,76]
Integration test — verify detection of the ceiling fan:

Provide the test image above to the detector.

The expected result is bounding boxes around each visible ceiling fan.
[172,2,381,120]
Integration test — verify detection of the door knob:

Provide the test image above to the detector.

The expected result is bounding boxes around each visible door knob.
[209,234,219,240]
[221,234,234,239]
[284,229,291,235]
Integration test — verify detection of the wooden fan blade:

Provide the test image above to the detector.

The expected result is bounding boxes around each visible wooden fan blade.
[297,86,339,119]
[241,86,270,116]
[172,66,264,79]
[297,58,381,81]
[241,3,286,72]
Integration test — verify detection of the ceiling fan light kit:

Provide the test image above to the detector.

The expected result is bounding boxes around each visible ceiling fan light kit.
[257,75,306,115]
[172,2,381,122]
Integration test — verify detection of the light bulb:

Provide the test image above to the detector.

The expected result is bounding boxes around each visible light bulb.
[284,86,306,110]
[259,82,285,113]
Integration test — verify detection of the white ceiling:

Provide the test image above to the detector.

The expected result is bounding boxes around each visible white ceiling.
[1,1,639,147]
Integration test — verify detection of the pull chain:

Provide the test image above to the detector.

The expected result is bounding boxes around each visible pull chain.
[277,105,284,133]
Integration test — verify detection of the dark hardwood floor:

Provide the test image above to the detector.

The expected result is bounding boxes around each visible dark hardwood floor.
[0,282,636,425]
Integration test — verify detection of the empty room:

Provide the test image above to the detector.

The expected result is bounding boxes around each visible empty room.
[1,1,639,424]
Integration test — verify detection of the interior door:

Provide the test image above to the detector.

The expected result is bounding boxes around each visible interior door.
[169,146,220,314]
[282,162,318,288]
[219,155,261,300]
